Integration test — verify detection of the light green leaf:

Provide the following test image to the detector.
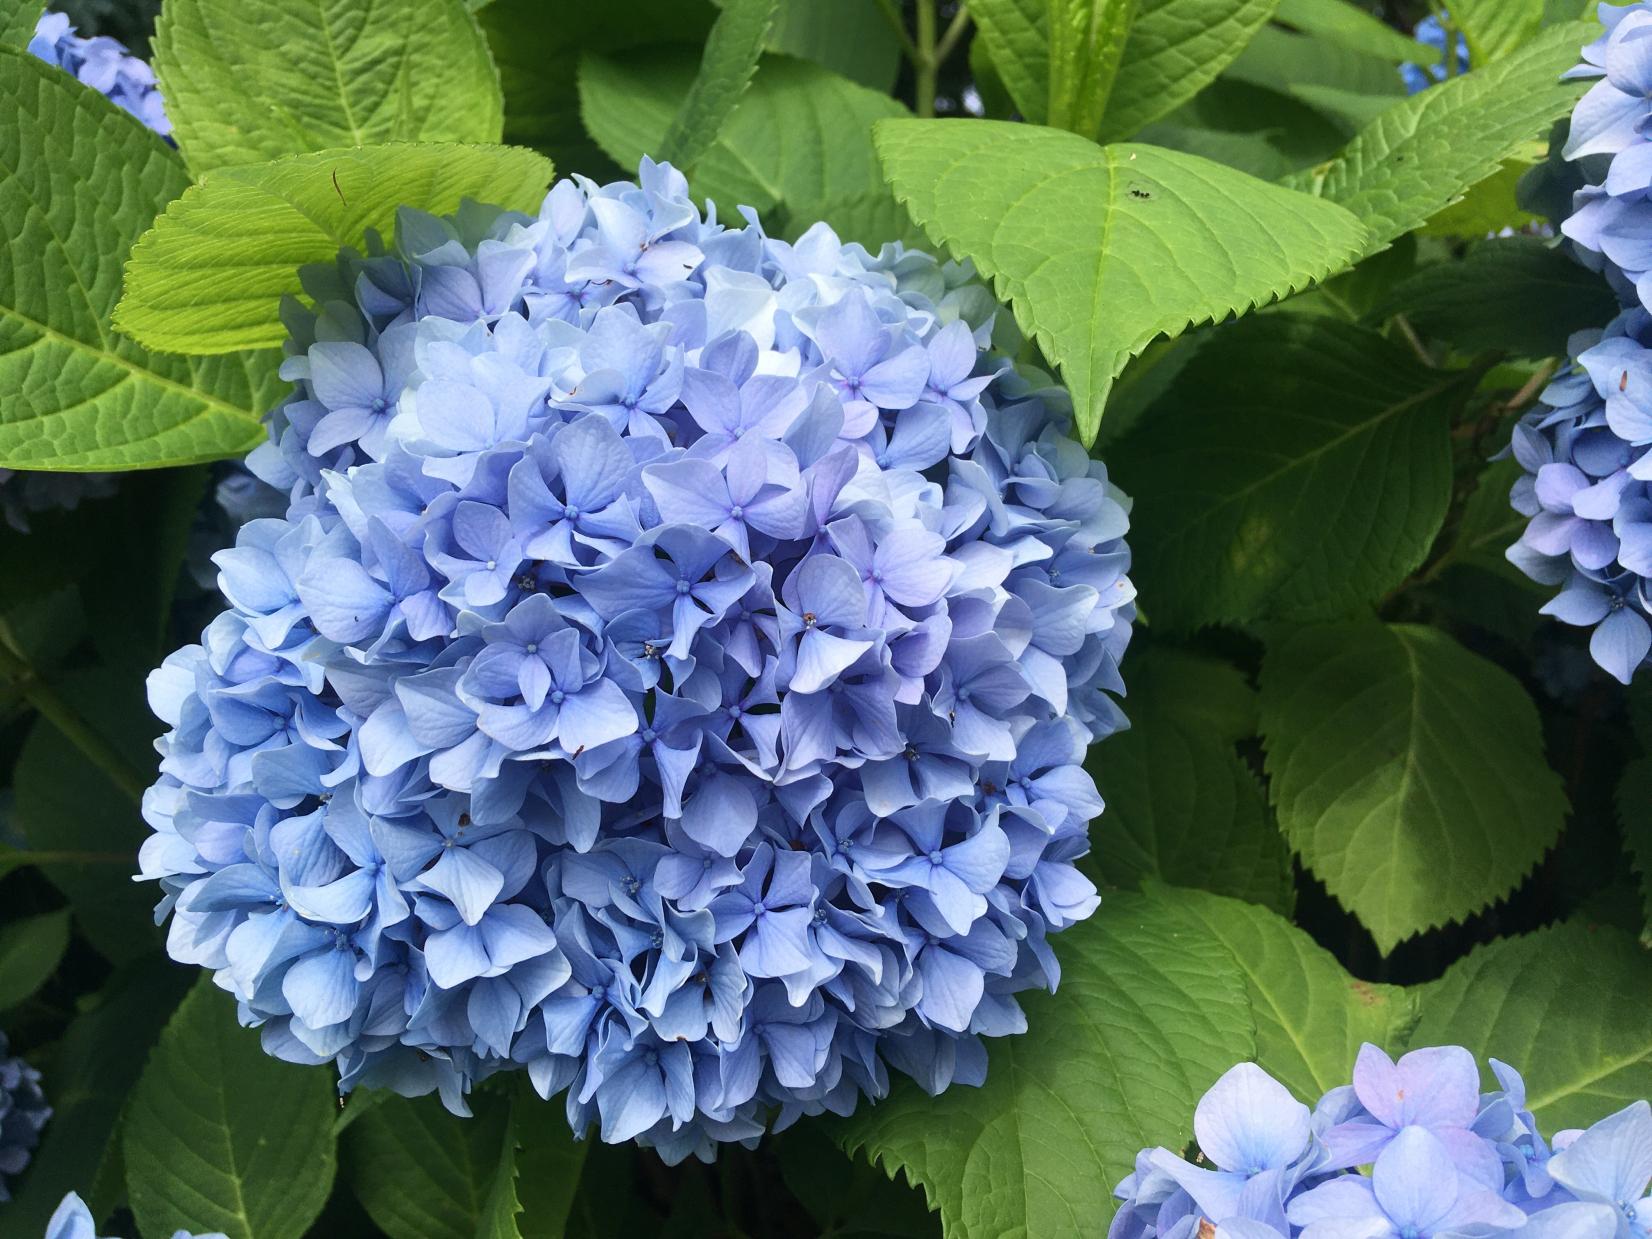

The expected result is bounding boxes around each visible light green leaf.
[967,0,1049,122]
[1286,23,1592,261]
[1452,0,1545,64]
[0,47,275,470]
[347,1090,538,1239]
[836,887,1255,1237]
[1260,621,1568,952]
[3,959,193,1234]
[1108,315,1455,625]
[581,50,907,237]
[1048,0,1139,138]
[125,979,338,1239]
[874,121,1366,442]
[1367,237,1618,359]
[1,0,40,46]
[478,0,714,179]
[1138,78,1349,181]
[1088,648,1294,913]
[1409,921,1652,1129]
[115,141,553,354]
[153,0,503,174]
[0,908,70,1011]
[1420,157,1544,238]
[1275,0,1437,63]
[660,0,780,171]
[1170,887,1419,1100]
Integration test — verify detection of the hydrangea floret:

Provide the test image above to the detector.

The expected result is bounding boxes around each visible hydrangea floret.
[47,1192,227,1239]
[1506,4,1652,682]
[3,12,172,532]
[136,159,1136,1161]
[0,1031,50,1202]
[1112,1044,1652,1239]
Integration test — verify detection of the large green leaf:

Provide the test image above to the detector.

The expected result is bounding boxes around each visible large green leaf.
[1108,315,1455,626]
[581,50,907,241]
[968,0,1282,140]
[836,887,1255,1237]
[115,142,554,354]
[764,0,901,90]
[659,0,779,170]
[1452,0,1545,64]
[125,980,339,1239]
[0,47,274,470]
[1047,0,1139,138]
[874,121,1366,443]
[1286,23,1592,261]
[509,1082,588,1239]
[1367,237,1617,360]
[1274,0,1436,63]
[1,0,40,46]
[3,959,193,1233]
[1409,921,1652,1130]
[1088,648,1294,913]
[0,908,70,1011]
[347,1092,513,1239]
[1260,621,1568,952]
[153,0,503,174]
[478,0,714,179]
[1171,887,1418,1101]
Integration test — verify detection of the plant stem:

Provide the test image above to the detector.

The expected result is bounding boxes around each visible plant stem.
[873,0,919,60]
[0,631,148,806]
[935,4,973,66]
[915,0,939,118]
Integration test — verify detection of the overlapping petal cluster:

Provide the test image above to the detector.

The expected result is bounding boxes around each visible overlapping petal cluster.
[46,1192,226,1239]
[1400,15,1470,94]
[137,160,1135,1159]
[0,1032,50,1202]
[1505,7,1652,682]
[1113,1044,1652,1239]
[3,12,172,532]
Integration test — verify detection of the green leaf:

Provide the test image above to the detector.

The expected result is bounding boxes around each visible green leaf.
[11,669,162,964]
[153,0,504,174]
[765,0,901,90]
[115,141,554,354]
[1368,237,1616,359]
[836,886,1255,1237]
[125,979,339,1239]
[346,1091,515,1239]
[3,958,193,1234]
[581,50,907,237]
[1260,621,1568,952]
[967,0,1049,122]
[1047,0,1139,138]
[478,0,714,179]
[0,908,70,1011]
[776,1125,937,1239]
[1107,315,1456,626]
[1088,648,1295,913]
[1285,23,1592,261]
[660,0,780,171]
[1409,921,1652,1129]
[1169,887,1419,1100]
[0,47,275,470]
[1274,0,1437,63]
[1419,157,1544,238]
[1452,0,1545,64]
[874,121,1367,442]
[1619,758,1652,931]
[1,0,40,47]
[1138,79,1350,181]
[509,1081,588,1239]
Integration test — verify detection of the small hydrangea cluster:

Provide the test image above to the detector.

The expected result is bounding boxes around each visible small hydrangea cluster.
[1505,7,1652,683]
[1400,15,1471,94]
[0,1032,50,1202]
[47,1192,226,1239]
[4,12,172,533]
[1113,1044,1652,1239]
[138,159,1135,1159]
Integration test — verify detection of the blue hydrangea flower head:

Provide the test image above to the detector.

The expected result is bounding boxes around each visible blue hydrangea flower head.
[46,1191,229,1239]
[137,160,1137,1160]
[1400,14,1471,94]
[1112,1046,1652,1238]
[0,1031,51,1202]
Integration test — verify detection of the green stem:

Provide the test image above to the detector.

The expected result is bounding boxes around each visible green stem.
[873,0,919,60]
[0,632,148,806]
[915,0,939,118]
[934,4,973,67]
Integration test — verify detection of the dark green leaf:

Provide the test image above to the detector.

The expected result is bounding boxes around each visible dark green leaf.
[765,0,901,90]
[1274,0,1437,62]
[0,908,70,1012]
[346,1091,511,1239]
[1109,315,1456,627]
[1260,620,1568,951]
[1619,758,1652,932]
[125,979,339,1239]
[511,1081,589,1239]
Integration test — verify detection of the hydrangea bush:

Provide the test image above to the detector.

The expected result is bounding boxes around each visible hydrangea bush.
[1,1,1649,1237]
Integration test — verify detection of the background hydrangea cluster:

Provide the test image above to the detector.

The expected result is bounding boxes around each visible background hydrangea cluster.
[0,1033,49,1204]
[1400,14,1471,93]
[1506,1,1652,683]
[1113,1044,1652,1239]
[47,1192,225,1239]
[137,158,1135,1160]
[1,11,171,533]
